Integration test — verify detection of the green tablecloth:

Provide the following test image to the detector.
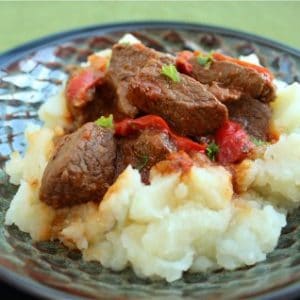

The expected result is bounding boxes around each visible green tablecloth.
[0,1,299,53]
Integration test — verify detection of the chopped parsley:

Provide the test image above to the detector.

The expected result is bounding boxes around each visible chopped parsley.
[197,51,214,69]
[251,136,268,147]
[161,64,181,82]
[95,114,114,129]
[136,154,149,170]
[206,142,219,161]
[106,59,110,69]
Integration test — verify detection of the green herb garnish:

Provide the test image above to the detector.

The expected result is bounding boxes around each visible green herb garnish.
[95,114,114,129]
[206,142,219,161]
[161,64,181,82]
[106,59,110,69]
[136,154,149,170]
[251,137,268,147]
[197,51,214,69]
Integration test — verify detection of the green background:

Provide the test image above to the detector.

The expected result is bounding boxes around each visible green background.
[0,1,299,53]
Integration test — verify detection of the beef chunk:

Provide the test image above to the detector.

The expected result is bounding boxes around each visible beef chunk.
[128,59,228,136]
[207,82,242,102]
[65,66,126,129]
[116,129,177,183]
[188,56,275,103]
[107,43,156,117]
[227,97,271,140]
[107,43,175,117]
[67,80,125,128]
[40,123,116,208]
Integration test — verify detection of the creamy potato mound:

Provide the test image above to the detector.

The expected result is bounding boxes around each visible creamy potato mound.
[271,83,300,134]
[5,125,56,240]
[236,82,300,209]
[236,133,300,209]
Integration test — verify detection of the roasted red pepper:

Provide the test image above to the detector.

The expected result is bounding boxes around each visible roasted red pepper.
[176,51,194,75]
[215,121,254,164]
[66,68,104,108]
[115,115,167,135]
[115,115,206,153]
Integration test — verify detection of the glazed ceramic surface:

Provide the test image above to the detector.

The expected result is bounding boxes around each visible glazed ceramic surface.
[0,22,300,299]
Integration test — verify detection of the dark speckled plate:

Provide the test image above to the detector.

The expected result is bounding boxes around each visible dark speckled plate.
[1,21,300,300]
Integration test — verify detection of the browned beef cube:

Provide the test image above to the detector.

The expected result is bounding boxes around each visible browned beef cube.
[107,43,155,118]
[227,97,271,140]
[116,128,177,183]
[188,56,275,103]
[107,43,175,117]
[67,80,124,129]
[40,123,117,208]
[128,59,228,136]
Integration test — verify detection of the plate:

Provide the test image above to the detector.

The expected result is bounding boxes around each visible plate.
[1,21,300,300]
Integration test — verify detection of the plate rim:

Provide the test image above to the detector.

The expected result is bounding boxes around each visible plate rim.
[0,264,85,300]
[1,20,300,300]
[1,20,300,68]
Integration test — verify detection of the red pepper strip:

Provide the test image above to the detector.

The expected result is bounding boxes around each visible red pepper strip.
[212,52,274,82]
[115,115,206,153]
[115,115,168,135]
[215,121,254,164]
[176,51,194,75]
[66,68,104,108]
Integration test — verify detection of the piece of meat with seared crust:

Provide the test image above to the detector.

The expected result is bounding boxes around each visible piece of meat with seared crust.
[116,128,177,183]
[207,82,242,103]
[227,97,271,140]
[65,66,122,130]
[67,79,125,128]
[39,123,117,208]
[187,55,275,103]
[127,59,228,136]
[107,43,175,117]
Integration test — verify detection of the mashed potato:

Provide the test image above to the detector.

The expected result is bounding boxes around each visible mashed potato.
[239,53,261,66]
[5,125,57,240]
[271,82,300,134]
[236,82,300,209]
[85,167,285,281]
[4,40,298,282]
[38,83,71,129]
[236,133,300,209]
